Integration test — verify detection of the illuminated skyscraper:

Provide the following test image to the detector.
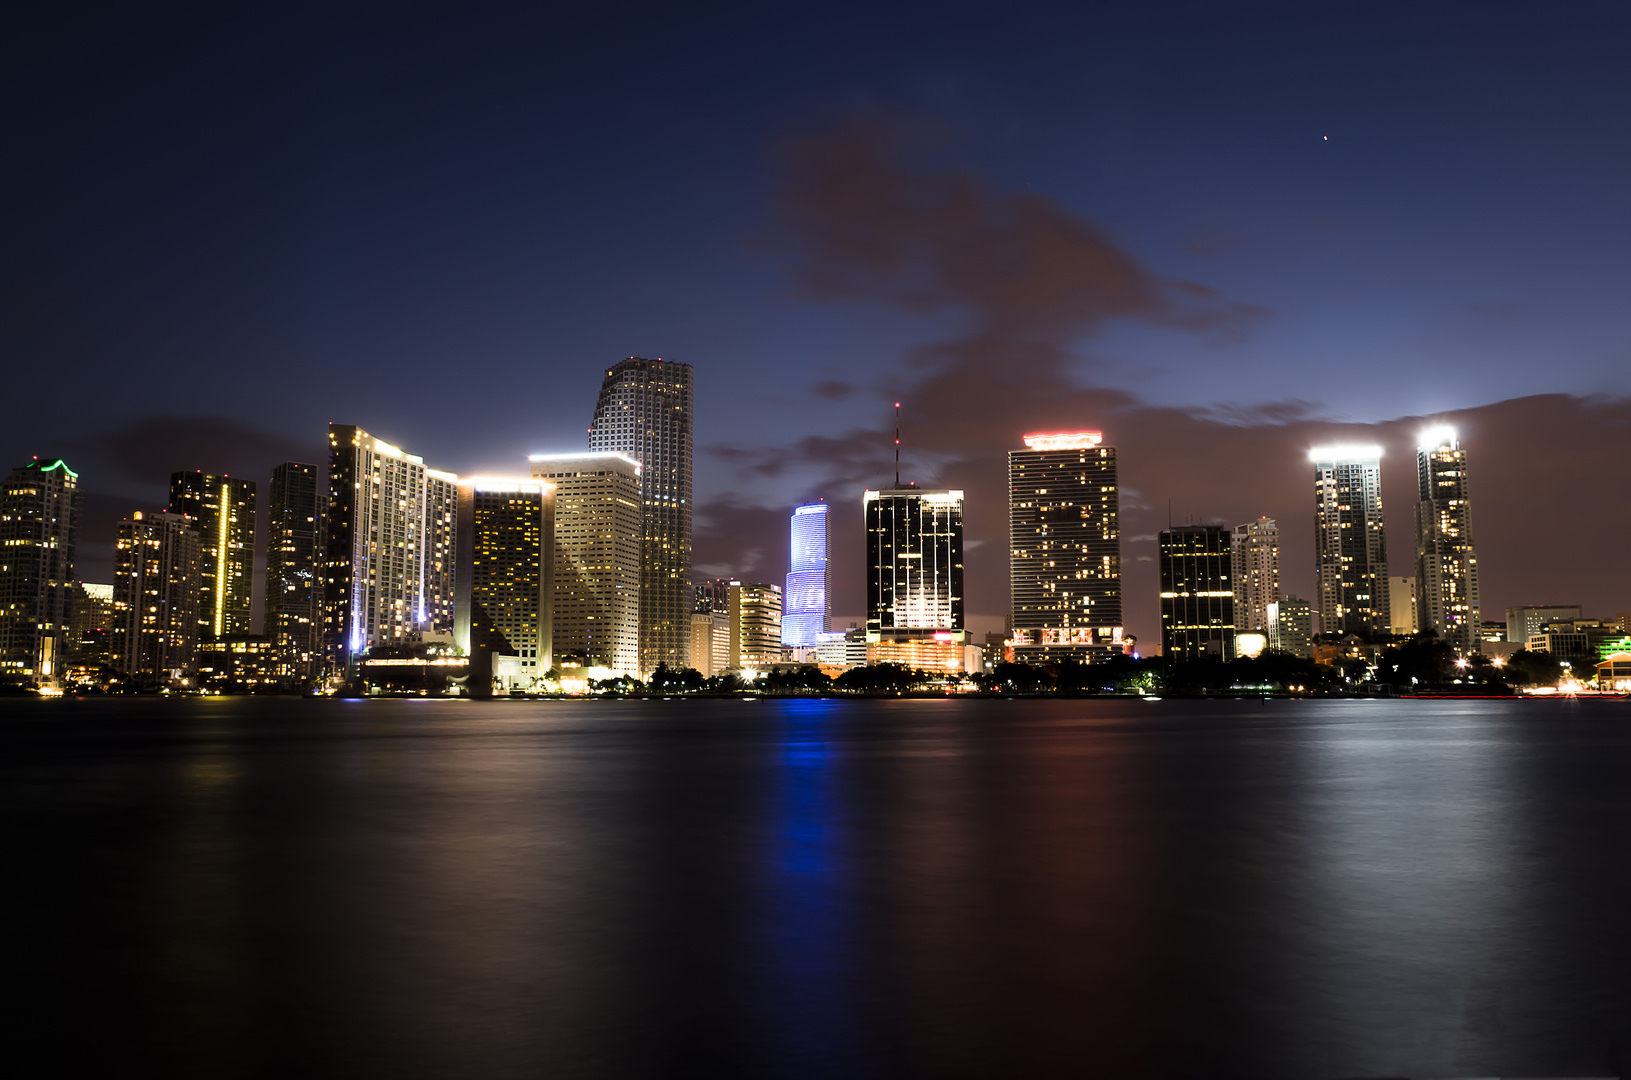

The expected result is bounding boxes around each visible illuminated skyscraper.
[1310,445,1390,637]
[455,477,553,693]
[265,462,324,682]
[864,486,964,648]
[1230,516,1279,633]
[324,425,459,673]
[1268,595,1313,659]
[168,472,256,640]
[1159,525,1235,660]
[0,458,81,685]
[67,581,114,670]
[730,581,782,668]
[1007,431,1121,662]
[1414,426,1480,653]
[529,452,641,676]
[113,511,201,684]
[782,503,831,649]
[588,357,694,675]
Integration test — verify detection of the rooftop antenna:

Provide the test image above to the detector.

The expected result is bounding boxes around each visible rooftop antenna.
[894,402,901,487]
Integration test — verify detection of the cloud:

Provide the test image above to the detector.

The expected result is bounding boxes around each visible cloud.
[813,380,854,400]
[60,416,316,490]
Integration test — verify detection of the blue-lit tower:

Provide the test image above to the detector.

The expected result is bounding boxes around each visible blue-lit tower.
[781,503,830,649]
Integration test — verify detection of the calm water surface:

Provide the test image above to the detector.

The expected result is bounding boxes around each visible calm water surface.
[2,696,1628,1078]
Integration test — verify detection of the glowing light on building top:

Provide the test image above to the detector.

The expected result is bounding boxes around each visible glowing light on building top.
[1022,431,1103,451]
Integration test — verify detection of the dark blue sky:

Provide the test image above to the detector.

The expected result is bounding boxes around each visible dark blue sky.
[6,1,1630,635]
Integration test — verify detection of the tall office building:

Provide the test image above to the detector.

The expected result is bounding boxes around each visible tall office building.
[1008,432,1122,663]
[168,472,256,639]
[865,486,965,644]
[782,503,831,649]
[67,581,114,670]
[691,577,731,677]
[530,453,641,676]
[455,477,553,692]
[1310,444,1389,637]
[1268,595,1313,659]
[324,425,459,673]
[1387,575,1418,636]
[1159,525,1235,661]
[730,581,783,668]
[113,511,202,684]
[1230,516,1279,633]
[266,462,325,682]
[588,357,694,676]
[1414,427,1480,654]
[0,458,81,685]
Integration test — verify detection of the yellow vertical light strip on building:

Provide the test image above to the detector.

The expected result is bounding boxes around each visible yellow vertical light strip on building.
[215,484,230,636]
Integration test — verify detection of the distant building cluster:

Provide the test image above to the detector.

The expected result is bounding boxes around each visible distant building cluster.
[4,371,1627,693]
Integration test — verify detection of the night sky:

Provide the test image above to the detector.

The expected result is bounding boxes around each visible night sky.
[6,1,1630,641]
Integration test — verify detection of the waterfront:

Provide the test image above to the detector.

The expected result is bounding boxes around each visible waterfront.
[2,696,1627,1077]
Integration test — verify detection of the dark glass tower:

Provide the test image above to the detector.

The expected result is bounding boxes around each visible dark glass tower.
[168,471,256,640]
[587,357,694,676]
[266,462,325,683]
[1159,525,1236,661]
[0,458,81,685]
[864,487,964,642]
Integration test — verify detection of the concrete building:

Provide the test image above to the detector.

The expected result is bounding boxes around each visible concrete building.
[0,458,81,686]
[815,626,868,668]
[588,357,694,675]
[66,581,113,671]
[113,511,202,685]
[530,452,641,677]
[168,471,256,639]
[689,611,730,677]
[265,462,325,683]
[865,486,965,652]
[1413,426,1480,653]
[324,426,459,674]
[1506,605,1582,644]
[1388,575,1418,637]
[1268,595,1313,659]
[782,503,831,649]
[1159,525,1235,661]
[1008,432,1122,663]
[1230,516,1279,633]
[455,478,553,694]
[730,581,782,669]
[1310,445,1390,636]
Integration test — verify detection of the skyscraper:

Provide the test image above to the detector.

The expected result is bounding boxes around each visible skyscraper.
[529,452,641,676]
[1413,426,1480,653]
[864,486,965,656]
[588,357,694,676]
[113,511,201,685]
[324,425,459,673]
[1310,444,1390,637]
[0,458,81,685]
[730,581,782,668]
[266,462,325,683]
[455,477,553,693]
[1008,431,1122,662]
[782,503,831,649]
[1230,516,1279,634]
[1268,595,1313,659]
[168,471,256,639]
[67,581,114,671]
[1387,575,1418,636]
[1159,525,1235,661]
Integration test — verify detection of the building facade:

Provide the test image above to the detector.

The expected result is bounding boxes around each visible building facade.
[530,453,641,676]
[1007,432,1122,663]
[865,487,965,647]
[0,458,80,685]
[782,502,831,649]
[1230,516,1279,634]
[1505,604,1582,644]
[1413,427,1480,654]
[266,462,324,683]
[1268,595,1313,658]
[168,471,256,639]
[113,511,202,684]
[324,425,459,673]
[1159,525,1235,661]
[455,478,553,693]
[1310,445,1390,637]
[67,581,114,671]
[730,581,782,668]
[588,357,694,675]
[1388,575,1418,637]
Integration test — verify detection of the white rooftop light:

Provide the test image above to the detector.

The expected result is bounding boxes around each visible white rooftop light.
[1308,443,1384,463]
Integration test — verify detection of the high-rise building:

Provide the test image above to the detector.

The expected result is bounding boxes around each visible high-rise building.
[168,472,256,640]
[865,487,964,642]
[588,357,694,676]
[455,477,553,693]
[1268,595,1313,659]
[113,511,202,684]
[1007,432,1122,663]
[1159,525,1235,661]
[529,453,641,676]
[1505,605,1582,644]
[266,462,325,683]
[0,458,81,685]
[67,581,114,670]
[730,581,782,668]
[691,577,731,677]
[1387,575,1418,636]
[1230,516,1279,633]
[1310,444,1389,637]
[782,503,831,649]
[1413,426,1480,654]
[324,425,459,673]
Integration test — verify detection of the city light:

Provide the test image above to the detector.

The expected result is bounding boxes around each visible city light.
[1307,444,1384,462]
[1022,431,1103,450]
[1417,424,1458,451]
